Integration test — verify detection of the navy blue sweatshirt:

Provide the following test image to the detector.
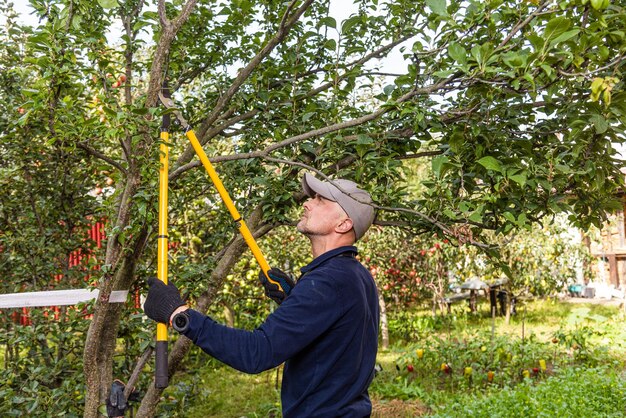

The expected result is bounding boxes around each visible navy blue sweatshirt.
[182,246,380,417]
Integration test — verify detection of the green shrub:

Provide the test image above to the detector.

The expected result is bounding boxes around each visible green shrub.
[428,366,626,417]
[0,308,89,417]
[0,305,152,417]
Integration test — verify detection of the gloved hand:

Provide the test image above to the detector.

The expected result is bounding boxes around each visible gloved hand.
[106,379,128,417]
[105,379,140,417]
[144,277,186,324]
[259,268,296,305]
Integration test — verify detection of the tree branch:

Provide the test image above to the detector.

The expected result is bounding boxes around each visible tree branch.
[304,33,415,98]
[148,0,199,107]
[558,54,626,78]
[256,156,491,249]
[497,1,554,50]
[77,142,128,175]
[123,346,153,399]
[264,75,455,154]
[191,0,315,141]
[170,72,460,181]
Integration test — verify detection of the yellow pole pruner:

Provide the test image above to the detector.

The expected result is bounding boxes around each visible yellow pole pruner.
[155,84,171,389]
[157,92,283,291]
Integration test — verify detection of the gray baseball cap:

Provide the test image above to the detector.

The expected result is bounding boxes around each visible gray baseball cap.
[302,173,375,241]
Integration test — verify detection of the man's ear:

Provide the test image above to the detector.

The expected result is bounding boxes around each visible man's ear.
[336,218,354,235]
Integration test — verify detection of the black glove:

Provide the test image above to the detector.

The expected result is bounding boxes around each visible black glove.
[106,380,128,417]
[144,277,186,324]
[259,268,296,305]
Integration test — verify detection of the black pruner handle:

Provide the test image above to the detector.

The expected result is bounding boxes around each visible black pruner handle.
[155,340,168,388]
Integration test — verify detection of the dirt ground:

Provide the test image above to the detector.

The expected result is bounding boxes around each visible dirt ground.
[371,399,430,417]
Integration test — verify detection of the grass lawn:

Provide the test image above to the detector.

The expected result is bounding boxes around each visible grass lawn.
[159,299,626,417]
[162,360,282,417]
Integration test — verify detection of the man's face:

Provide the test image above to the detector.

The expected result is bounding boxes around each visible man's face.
[297,194,348,238]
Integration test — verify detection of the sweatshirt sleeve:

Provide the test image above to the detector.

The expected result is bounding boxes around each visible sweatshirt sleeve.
[181,271,342,374]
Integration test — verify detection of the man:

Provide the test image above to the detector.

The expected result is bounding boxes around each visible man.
[144,172,379,417]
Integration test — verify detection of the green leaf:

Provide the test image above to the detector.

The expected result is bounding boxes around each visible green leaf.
[448,130,464,153]
[97,0,119,9]
[540,64,554,77]
[356,134,373,145]
[468,211,482,223]
[470,44,483,64]
[433,69,455,78]
[319,16,337,29]
[443,209,456,219]
[590,114,608,133]
[509,174,527,186]
[477,156,503,173]
[544,17,571,43]
[426,0,448,16]
[448,42,466,65]
[341,16,361,34]
[590,78,604,96]
[550,29,580,47]
[588,314,608,322]
[432,155,449,178]
[590,0,608,10]
[555,164,572,174]
[503,211,516,223]
[502,51,528,68]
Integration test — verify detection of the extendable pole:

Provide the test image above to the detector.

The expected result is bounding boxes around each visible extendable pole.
[183,126,272,276]
[155,84,171,389]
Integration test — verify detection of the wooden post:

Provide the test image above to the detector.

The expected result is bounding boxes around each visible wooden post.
[619,203,626,248]
[608,254,619,288]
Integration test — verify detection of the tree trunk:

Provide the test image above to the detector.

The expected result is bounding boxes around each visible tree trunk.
[378,292,389,350]
[83,192,149,418]
[505,291,511,325]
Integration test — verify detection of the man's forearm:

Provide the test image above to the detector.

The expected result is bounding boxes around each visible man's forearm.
[181,309,281,374]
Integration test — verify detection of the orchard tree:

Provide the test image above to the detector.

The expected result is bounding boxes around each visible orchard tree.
[455,217,593,296]
[1,0,625,416]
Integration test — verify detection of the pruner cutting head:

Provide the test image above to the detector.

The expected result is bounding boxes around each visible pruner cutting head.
[158,92,189,129]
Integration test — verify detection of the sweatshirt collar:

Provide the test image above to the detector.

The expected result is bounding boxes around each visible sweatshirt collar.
[301,246,358,274]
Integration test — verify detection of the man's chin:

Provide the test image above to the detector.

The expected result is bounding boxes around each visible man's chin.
[296,224,314,237]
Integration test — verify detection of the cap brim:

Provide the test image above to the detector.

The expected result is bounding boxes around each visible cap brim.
[302,173,337,201]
